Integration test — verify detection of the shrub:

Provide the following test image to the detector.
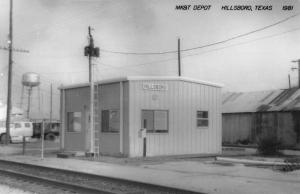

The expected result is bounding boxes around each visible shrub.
[237,139,251,145]
[257,136,281,155]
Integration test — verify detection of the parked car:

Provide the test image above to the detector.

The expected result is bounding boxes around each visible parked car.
[0,121,33,143]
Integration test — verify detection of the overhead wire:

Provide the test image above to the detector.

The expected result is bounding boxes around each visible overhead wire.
[101,13,300,55]
[93,58,143,74]
[108,26,300,69]
[183,27,300,58]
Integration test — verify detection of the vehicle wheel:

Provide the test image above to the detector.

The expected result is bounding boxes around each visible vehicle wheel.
[0,134,10,144]
[45,133,56,141]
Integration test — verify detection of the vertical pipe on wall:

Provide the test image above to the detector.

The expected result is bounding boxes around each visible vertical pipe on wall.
[120,82,124,154]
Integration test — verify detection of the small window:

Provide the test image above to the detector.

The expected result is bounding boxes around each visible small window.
[197,111,209,127]
[25,123,31,128]
[15,123,22,128]
[101,110,120,133]
[142,110,168,133]
[67,112,82,132]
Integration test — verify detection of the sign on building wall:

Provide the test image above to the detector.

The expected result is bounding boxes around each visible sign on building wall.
[142,83,168,91]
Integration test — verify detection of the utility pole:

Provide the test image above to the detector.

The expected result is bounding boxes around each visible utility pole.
[288,74,291,89]
[178,38,181,77]
[5,0,13,144]
[84,26,99,154]
[291,59,300,88]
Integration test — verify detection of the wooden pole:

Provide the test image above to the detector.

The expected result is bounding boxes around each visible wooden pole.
[5,0,13,145]
[88,26,94,154]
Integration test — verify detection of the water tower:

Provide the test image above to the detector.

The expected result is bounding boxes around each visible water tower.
[21,72,40,118]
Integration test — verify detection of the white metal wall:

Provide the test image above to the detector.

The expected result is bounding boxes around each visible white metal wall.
[128,80,222,157]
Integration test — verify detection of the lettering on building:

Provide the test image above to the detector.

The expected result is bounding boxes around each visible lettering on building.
[142,83,168,91]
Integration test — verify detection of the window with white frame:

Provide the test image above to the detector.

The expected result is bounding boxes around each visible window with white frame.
[196,111,209,127]
[101,110,120,133]
[142,110,168,133]
[67,112,82,132]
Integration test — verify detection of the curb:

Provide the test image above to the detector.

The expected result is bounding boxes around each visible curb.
[216,157,287,166]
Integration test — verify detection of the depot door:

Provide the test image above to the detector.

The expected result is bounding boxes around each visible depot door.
[64,111,86,151]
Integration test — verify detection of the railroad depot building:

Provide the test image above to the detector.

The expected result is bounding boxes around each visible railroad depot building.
[59,76,222,157]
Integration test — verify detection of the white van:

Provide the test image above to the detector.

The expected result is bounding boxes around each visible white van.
[0,121,33,143]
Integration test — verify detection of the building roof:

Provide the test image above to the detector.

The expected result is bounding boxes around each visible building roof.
[59,76,223,90]
[222,88,300,113]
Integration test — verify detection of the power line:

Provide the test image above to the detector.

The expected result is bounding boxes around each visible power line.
[113,26,300,69]
[8,25,300,85]
[183,26,300,58]
[95,61,142,74]
[0,45,29,53]
[101,13,300,55]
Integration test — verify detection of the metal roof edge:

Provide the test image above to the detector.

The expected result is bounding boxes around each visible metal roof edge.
[127,76,223,88]
[58,76,223,90]
[58,77,128,90]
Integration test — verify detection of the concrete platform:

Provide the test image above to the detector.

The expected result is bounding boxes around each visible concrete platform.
[0,155,299,194]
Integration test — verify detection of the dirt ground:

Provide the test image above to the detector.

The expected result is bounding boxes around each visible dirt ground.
[1,141,300,194]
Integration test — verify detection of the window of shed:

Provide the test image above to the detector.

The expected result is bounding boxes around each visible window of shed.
[101,110,120,133]
[142,110,168,133]
[67,112,82,132]
[197,111,209,127]
[15,123,21,128]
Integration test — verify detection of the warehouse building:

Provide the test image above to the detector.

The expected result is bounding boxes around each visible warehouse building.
[222,88,300,147]
[59,76,222,157]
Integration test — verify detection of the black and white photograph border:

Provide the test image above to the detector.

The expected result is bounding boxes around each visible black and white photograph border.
[0,0,300,194]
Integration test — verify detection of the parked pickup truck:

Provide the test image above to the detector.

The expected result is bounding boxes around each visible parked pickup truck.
[31,120,60,140]
[0,121,33,143]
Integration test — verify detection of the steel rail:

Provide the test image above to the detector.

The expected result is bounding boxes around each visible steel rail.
[0,168,115,194]
[0,159,203,194]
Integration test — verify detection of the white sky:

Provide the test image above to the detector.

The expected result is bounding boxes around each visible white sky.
[0,0,300,119]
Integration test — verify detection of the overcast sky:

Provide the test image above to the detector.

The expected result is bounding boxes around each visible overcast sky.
[0,0,300,119]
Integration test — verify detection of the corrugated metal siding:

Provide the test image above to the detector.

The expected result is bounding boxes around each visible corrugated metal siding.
[98,83,120,155]
[128,80,222,157]
[223,89,300,113]
[278,113,296,145]
[222,113,252,143]
[62,83,128,155]
[222,112,298,146]
[64,87,90,151]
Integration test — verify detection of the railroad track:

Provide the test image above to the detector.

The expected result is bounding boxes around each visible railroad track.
[0,159,203,194]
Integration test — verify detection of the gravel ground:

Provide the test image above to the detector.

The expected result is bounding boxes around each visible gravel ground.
[0,183,33,194]
[0,160,195,194]
[0,172,75,194]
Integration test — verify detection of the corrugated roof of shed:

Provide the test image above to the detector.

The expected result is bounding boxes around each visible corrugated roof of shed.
[222,88,300,113]
[58,76,223,90]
